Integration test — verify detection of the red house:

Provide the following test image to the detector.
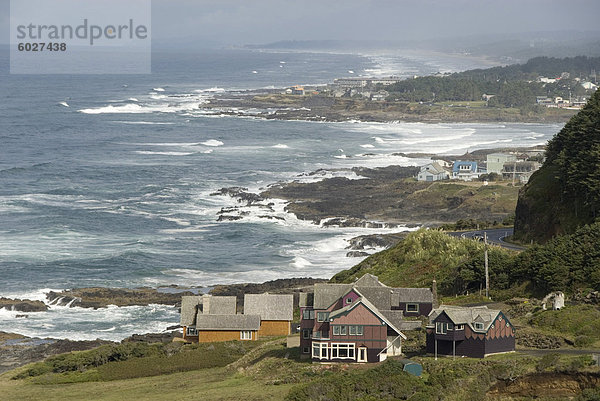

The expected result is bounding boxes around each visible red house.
[426,306,515,358]
[299,274,434,363]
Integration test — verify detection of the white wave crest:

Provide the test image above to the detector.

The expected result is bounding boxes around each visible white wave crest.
[201,140,224,147]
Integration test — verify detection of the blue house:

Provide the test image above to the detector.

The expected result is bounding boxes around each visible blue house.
[452,161,479,181]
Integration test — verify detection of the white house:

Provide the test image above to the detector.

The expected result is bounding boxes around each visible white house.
[418,162,450,182]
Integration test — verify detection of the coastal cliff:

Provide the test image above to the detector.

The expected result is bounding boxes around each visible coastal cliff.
[514,90,600,243]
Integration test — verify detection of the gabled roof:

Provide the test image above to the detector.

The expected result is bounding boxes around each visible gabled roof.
[452,161,478,173]
[203,295,237,315]
[312,274,432,310]
[392,288,434,304]
[420,162,447,175]
[181,296,202,326]
[429,305,504,332]
[313,283,353,309]
[299,292,314,308]
[180,295,237,326]
[244,294,293,321]
[354,273,385,287]
[194,314,261,331]
[328,295,406,340]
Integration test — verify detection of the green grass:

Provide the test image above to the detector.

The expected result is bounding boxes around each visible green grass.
[330,229,513,290]
[14,340,261,383]
[528,304,600,348]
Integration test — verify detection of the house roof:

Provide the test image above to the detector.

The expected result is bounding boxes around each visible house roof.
[420,162,447,175]
[452,161,477,173]
[299,292,314,308]
[429,306,503,332]
[313,283,353,309]
[180,296,202,327]
[244,294,293,321]
[328,296,406,339]
[392,288,434,304]
[312,274,432,310]
[180,295,237,326]
[354,273,385,287]
[204,295,237,315]
[194,314,261,331]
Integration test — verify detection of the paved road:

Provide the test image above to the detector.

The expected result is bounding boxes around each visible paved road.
[449,228,525,251]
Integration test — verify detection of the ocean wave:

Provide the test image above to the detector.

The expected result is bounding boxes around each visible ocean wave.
[134,151,195,156]
[271,144,289,149]
[200,139,224,147]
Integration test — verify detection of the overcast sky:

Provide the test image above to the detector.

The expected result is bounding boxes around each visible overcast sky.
[1,0,599,45]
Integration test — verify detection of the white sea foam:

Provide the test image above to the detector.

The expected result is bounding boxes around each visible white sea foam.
[58,101,69,107]
[201,139,224,147]
[134,151,195,156]
[127,98,139,102]
[272,144,289,149]
[360,144,375,148]
[153,87,166,92]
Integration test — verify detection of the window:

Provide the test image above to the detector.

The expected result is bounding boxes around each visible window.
[186,327,198,336]
[406,303,419,313]
[473,322,484,330]
[302,329,311,339]
[330,343,355,360]
[333,325,346,335]
[302,309,314,320]
[436,322,451,334]
[313,342,328,359]
[346,297,353,304]
[455,324,464,330]
[317,312,329,322]
[312,331,321,339]
[302,346,310,354]
[312,343,320,358]
[240,331,252,340]
[348,325,363,336]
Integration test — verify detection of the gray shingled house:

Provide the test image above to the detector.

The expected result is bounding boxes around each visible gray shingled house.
[426,305,515,358]
[181,293,293,343]
[299,274,434,362]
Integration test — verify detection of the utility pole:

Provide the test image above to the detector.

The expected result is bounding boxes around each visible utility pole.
[484,232,489,299]
[512,161,516,186]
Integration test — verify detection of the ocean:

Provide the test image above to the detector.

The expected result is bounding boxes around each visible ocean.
[0,47,562,340]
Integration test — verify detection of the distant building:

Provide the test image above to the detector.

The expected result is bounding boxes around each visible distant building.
[452,161,479,181]
[582,81,598,91]
[487,153,517,175]
[502,161,541,182]
[370,90,389,101]
[291,85,305,95]
[418,162,450,182]
[426,306,515,358]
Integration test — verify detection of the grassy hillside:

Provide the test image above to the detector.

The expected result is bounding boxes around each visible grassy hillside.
[330,229,514,295]
[3,337,599,401]
[333,224,600,297]
[514,89,600,243]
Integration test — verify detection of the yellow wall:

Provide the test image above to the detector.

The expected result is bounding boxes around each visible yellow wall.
[197,330,257,343]
[258,320,290,336]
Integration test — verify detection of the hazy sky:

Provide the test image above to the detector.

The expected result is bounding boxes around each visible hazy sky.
[1,0,599,45]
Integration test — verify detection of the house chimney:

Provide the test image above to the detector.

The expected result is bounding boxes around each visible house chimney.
[432,279,439,308]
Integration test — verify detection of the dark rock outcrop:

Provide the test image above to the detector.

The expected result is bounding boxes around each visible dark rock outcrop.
[0,334,113,373]
[0,297,48,312]
[46,288,196,309]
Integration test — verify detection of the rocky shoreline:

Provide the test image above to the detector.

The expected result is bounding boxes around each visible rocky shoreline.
[199,90,576,124]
